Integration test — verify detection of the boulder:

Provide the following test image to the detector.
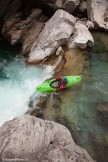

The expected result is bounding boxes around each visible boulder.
[87,0,108,29]
[28,9,76,64]
[0,115,94,162]
[68,22,94,49]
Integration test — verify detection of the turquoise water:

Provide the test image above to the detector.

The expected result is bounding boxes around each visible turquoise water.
[37,32,108,162]
[0,40,53,126]
[60,32,108,161]
[0,32,108,162]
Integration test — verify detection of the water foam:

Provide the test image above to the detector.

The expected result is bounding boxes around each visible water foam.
[0,56,53,126]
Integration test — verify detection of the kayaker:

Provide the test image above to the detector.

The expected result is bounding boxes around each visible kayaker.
[54,76,67,92]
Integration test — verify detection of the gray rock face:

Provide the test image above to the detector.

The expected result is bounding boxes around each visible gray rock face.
[68,22,94,49]
[0,115,94,162]
[28,9,76,64]
[87,0,108,29]
[22,14,48,55]
[21,11,48,55]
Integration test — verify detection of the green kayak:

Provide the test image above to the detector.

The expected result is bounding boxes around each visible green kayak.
[36,75,81,92]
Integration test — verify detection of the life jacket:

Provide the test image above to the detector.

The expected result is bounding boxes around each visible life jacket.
[61,77,67,84]
[62,77,67,82]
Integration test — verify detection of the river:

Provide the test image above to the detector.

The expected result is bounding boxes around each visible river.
[0,32,108,162]
[0,40,53,126]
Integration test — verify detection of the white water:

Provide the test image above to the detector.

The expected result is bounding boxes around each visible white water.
[0,55,53,126]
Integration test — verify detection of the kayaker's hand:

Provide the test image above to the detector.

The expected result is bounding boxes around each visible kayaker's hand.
[54,89,59,93]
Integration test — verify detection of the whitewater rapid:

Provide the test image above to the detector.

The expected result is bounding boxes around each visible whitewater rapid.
[0,55,53,126]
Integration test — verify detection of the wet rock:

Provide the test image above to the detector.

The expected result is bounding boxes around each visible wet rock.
[28,93,62,119]
[26,108,44,118]
[54,115,82,145]
[53,56,66,75]
[87,0,108,30]
[105,134,108,145]
[68,22,94,49]
[89,133,108,162]
[53,47,66,75]
[96,102,108,122]
[40,47,66,74]
[59,48,89,76]
[27,93,49,118]
[36,95,48,109]
[0,115,94,162]
[28,9,76,64]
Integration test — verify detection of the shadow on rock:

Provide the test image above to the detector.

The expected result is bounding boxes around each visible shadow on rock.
[89,133,108,162]
[26,93,63,119]
[54,115,82,145]
[95,102,108,128]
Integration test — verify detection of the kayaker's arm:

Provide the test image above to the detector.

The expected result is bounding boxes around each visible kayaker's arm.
[55,82,66,92]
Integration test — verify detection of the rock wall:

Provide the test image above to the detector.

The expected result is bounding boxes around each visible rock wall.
[2,9,48,56]
[0,0,108,64]
[1,0,108,64]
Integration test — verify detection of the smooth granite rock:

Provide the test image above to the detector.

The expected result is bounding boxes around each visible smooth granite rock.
[28,9,76,64]
[0,115,94,162]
